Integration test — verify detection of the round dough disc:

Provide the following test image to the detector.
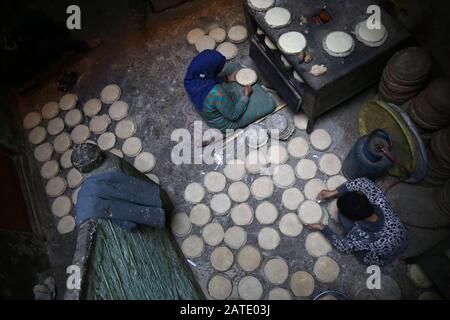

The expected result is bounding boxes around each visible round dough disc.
[268,288,292,300]
[59,94,78,111]
[108,101,129,120]
[407,264,433,289]
[224,159,246,181]
[319,153,342,176]
[83,99,102,117]
[187,28,205,45]
[265,7,292,28]
[288,137,309,158]
[257,227,280,250]
[304,178,326,200]
[324,31,354,56]
[189,204,211,226]
[328,199,339,221]
[313,256,340,283]
[282,188,304,211]
[67,168,84,188]
[41,102,59,120]
[294,113,308,130]
[122,137,142,157]
[237,245,262,272]
[295,159,317,180]
[248,0,275,11]
[64,109,83,127]
[34,143,54,162]
[264,36,277,49]
[279,213,303,237]
[278,31,306,55]
[228,181,250,203]
[70,125,90,144]
[255,201,279,224]
[110,148,124,158]
[238,276,263,300]
[134,152,156,173]
[171,212,192,237]
[202,222,224,246]
[281,55,292,68]
[184,182,205,204]
[356,21,388,46]
[60,149,73,169]
[57,215,76,234]
[264,258,289,284]
[310,129,332,151]
[208,274,232,300]
[210,246,234,272]
[267,145,288,165]
[97,132,116,151]
[46,176,67,198]
[47,117,65,136]
[327,175,347,191]
[208,27,227,43]
[210,193,231,215]
[251,176,274,200]
[53,132,72,153]
[181,235,205,258]
[71,187,80,205]
[28,127,47,145]
[41,160,60,179]
[305,232,332,257]
[231,203,254,226]
[204,171,226,193]
[245,150,269,174]
[115,119,137,139]
[51,196,73,218]
[216,42,238,60]
[373,275,401,300]
[224,226,247,249]
[290,271,315,297]
[100,84,121,104]
[298,200,323,224]
[227,25,248,43]
[236,68,258,86]
[23,112,42,130]
[273,164,296,189]
[195,35,216,53]
[89,115,110,134]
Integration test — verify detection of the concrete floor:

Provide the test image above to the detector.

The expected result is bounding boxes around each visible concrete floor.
[17,0,449,299]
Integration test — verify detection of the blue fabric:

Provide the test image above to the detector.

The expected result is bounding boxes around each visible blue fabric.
[184,50,226,111]
[75,171,165,231]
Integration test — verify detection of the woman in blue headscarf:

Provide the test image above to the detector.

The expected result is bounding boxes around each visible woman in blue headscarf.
[184,50,276,133]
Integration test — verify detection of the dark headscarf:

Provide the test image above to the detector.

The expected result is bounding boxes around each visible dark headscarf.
[184,50,226,111]
[337,192,374,221]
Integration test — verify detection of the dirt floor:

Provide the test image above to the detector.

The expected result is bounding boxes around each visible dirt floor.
[16,0,449,299]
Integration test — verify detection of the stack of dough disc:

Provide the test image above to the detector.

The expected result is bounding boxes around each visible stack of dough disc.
[60,149,73,169]
[23,112,42,130]
[278,32,306,55]
[115,119,137,139]
[210,193,231,215]
[268,288,292,300]
[202,222,224,246]
[181,235,205,258]
[223,159,245,181]
[304,179,326,200]
[83,99,102,117]
[134,152,156,173]
[100,84,121,104]
[216,42,238,60]
[224,226,247,249]
[310,129,332,151]
[236,68,258,86]
[327,175,347,190]
[293,112,308,130]
[64,109,82,127]
[208,274,232,300]
[187,28,205,45]
[319,153,342,176]
[251,176,274,200]
[228,182,250,203]
[230,203,254,226]
[208,27,227,43]
[67,168,84,188]
[290,271,315,297]
[279,213,303,237]
[46,176,67,198]
[263,258,289,284]
[298,200,323,224]
[264,7,291,28]
[171,212,192,237]
[288,137,309,158]
[195,35,216,53]
[51,196,72,217]
[323,31,355,57]
[59,94,78,111]
[227,25,248,43]
[267,144,289,165]
[355,21,388,47]
[184,182,205,204]
[47,117,65,136]
[257,227,280,250]
[255,201,279,224]
[189,204,211,226]
[41,102,59,120]
[245,149,269,174]
[204,172,226,193]
[210,246,234,271]
[305,232,332,257]
[41,160,59,179]
[34,143,54,162]
[108,101,129,120]
[29,127,47,145]
[97,132,116,151]
[71,125,90,144]
[122,137,142,157]
[237,245,261,272]
[313,256,340,283]
[295,159,317,180]
[89,115,110,134]
[264,36,277,50]
[265,114,295,140]
[245,124,269,149]
[281,188,304,210]
[272,164,296,188]
[238,276,263,300]
[57,215,76,234]
[248,0,275,11]
[54,132,72,153]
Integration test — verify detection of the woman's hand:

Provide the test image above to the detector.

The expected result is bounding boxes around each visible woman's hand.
[317,189,338,202]
[244,85,253,97]
[306,224,325,231]
[228,71,238,83]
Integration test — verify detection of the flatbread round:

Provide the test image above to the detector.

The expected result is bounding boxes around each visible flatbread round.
[294,113,308,130]
[251,176,274,200]
[171,212,192,237]
[122,137,142,157]
[407,264,433,289]
[238,276,263,300]
[236,68,258,86]
[89,115,110,134]
[245,149,269,174]
[184,182,205,204]
[279,213,303,237]
[70,125,90,144]
[28,126,47,145]
[100,84,121,104]
[202,222,224,246]
[115,118,137,139]
[208,27,227,43]
[59,94,78,111]
[110,148,124,158]
[230,203,254,226]
[146,173,159,184]
[313,256,340,283]
[54,132,73,153]
[278,32,306,55]
[228,181,250,203]
[187,28,205,45]
[134,152,156,173]
[83,99,102,117]
[41,160,60,179]
[298,200,323,224]
[257,227,280,250]
[310,129,332,151]
[248,0,275,11]
[51,196,73,218]
[319,153,342,176]
[97,132,116,151]
[290,271,315,297]
[264,258,289,285]
[210,193,231,215]
[71,187,80,205]
[204,171,226,193]
[47,117,65,136]
[208,274,232,300]
[267,145,288,164]
[237,245,262,272]
[356,21,388,47]
[255,201,279,224]
[265,7,291,28]
[216,42,238,60]
[272,164,296,189]
[282,188,304,210]
[268,288,292,300]
[189,204,212,226]
[288,137,309,158]
[34,143,54,162]
[195,35,216,53]
[181,235,205,258]
[224,226,247,249]
[305,232,332,257]
[227,25,248,43]
[57,215,76,234]
[67,168,84,188]
[41,102,59,120]
[23,112,42,130]
[210,246,234,272]
[328,199,339,221]
[264,36,277,50]
[324,31,354,57]
[224,159,246,181]
[108,101,129,120]
[304,178,326,200]
[46,176,67,198]
[64,109,82,127]
[327,175,347,191]
[295,159,317,180]
[281,55,292,68]
[60,149,73,169]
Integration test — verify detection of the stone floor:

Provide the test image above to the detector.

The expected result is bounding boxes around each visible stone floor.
[16,0,449,299]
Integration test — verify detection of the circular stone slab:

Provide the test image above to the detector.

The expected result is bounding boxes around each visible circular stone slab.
[171,212,192,237]
[115,119,137,139]
[204,171,226,193]
[34,143,54,162]
[51,196,73,218]
[97,132,116,151]
[265,7,291,28]
[46,176,67,198]
[59,94,78,111]
[290,271,315,297]
[264,258,289,285]
[189,204,211,226]
[258,227,280,250]
[305,232,332,257]
[224,159,246,181]
[53,132,72,153]
[236,68,258,86]
[70,125,90,144]
[267,145,289,165]
[304,178,326,200]
[134,152,156,173]
[282,188,304,211]
[60,149,73,169]
[231,203,254,226]
[108,101,129,121]
[181,235,205,258]
[23,112,42,130]
[313,256,340,283]
[237,245,262,272]
[208,27,227,43]
[47,118,65,136]
[272,164,296,189]
[228,181,250,203]
[268,287,292,300]
[248,0,275,11]
[298,200,323,224]
[187,28,205,45]
[67,168,84,188]
[122,137,142,157]
[245,149,269,174]
[288,137,309,158]
[227,25,248,43]
[100,84,121,104]
[210,246,234,272]
[238,276,263,300]
[224,226,247,249]
[310,129,332,151]
[29,126,47,145]
[41,160,59,179]
[255,201,279,224]
[323,31,354,57]
[57,215,76,234]
[327,175,347,191]
[279,213,303,237]
[41,102,59,120]
[278,32,306,55]
[295,159,318,180]
[83,99,102,117]
[195,35,216,53]
[251,176,274,200]
[184,182,205,204]
[210,193,231,216]
[202,222,224,246]
[216,42,238,60]
[319,153,342,176]
[89,115,110,134]
[64,109,83,127]
[208,274,232,300]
